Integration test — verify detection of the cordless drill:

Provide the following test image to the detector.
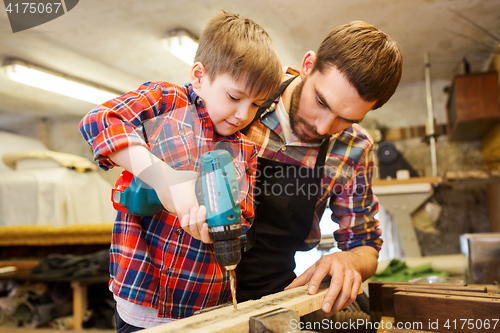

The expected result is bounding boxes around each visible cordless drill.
[111,150,241,308]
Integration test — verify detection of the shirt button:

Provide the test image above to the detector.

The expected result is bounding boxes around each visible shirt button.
[281,146,287,151]
[196,99,202,106]
[202,118,208,124]
[176,228,183,235]
[269,103,276,112]
[178,130,185,136]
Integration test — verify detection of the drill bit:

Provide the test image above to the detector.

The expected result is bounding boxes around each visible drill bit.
[229,269,237,310]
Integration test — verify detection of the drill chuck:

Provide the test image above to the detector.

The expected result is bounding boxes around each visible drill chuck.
[213,238,241,270]
[208,224,241,241]
[208,223,242,269]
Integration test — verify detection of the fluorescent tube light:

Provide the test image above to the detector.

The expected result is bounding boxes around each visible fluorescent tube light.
[162,29,199,66]
[2,60,121,105]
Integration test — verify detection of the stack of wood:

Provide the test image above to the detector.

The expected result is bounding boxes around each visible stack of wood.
[368,281,500,333]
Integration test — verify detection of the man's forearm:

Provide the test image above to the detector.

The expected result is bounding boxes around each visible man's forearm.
[337,245,379,281]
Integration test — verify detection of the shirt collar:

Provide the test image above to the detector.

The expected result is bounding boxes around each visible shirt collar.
[185,82,209,118]
[184,82,241,141]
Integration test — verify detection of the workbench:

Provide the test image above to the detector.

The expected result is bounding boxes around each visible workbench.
[140,283,333,333]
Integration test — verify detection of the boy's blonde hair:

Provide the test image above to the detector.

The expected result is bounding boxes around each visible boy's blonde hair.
[195,11,282,98]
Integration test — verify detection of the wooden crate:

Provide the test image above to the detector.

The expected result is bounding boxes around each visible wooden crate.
[447,72,500,141]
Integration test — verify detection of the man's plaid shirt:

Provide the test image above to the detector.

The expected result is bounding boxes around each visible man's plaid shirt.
[246,69,382,252]
[79,81,257,319]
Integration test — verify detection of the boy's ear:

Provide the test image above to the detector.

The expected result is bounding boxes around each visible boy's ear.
[190,62,206,89]
[300,51,316,79]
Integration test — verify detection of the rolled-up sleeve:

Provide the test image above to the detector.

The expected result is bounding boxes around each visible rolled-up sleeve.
[330,138,383,251]
[79,82,167,170]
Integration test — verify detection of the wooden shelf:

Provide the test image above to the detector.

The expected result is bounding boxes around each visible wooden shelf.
[0,224,113,246]
[373,176,443,186]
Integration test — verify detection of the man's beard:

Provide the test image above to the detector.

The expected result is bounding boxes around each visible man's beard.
[289,79,331,144]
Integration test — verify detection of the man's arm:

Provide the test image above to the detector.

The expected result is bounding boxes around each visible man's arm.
[286,125,381,314]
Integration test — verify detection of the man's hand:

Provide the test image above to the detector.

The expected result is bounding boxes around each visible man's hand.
[285,246,378,315]
[180,205,213,243]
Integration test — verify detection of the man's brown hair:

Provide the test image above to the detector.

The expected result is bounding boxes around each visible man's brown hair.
[195,11,282,98]
[313,21,402,110]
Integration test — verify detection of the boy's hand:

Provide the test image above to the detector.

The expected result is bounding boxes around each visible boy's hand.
[180,206,213,244]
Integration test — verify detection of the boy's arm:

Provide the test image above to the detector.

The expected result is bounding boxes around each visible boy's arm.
[109,145,199,217]
[79,81,181,171]
[80,82,201,217]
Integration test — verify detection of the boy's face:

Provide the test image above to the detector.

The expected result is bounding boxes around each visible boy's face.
[193,71,268,136]
[290,65,376,143]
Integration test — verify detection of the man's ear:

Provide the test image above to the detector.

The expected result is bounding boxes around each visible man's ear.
[190,62,205,89]
[300,51,316,79]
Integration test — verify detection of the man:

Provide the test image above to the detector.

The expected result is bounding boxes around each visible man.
[235,20,403,315]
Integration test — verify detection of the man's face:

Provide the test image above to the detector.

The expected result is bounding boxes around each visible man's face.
[289,66,376,143]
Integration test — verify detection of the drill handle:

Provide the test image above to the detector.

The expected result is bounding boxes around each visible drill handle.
[111,170,163,216]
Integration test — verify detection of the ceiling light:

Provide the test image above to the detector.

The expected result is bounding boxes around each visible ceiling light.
[162,29,198,66]
[2,59,121,105]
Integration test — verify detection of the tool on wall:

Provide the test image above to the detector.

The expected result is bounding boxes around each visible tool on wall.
[376,141,419,179]
[111,149,241,310]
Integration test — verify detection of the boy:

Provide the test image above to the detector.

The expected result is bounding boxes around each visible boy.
[79,11,282,330]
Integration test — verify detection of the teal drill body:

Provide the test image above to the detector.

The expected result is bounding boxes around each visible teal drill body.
[111,150,242,269]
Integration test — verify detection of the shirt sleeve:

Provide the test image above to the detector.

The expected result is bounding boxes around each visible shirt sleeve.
[79,81,172,170]
[330,135,383,252]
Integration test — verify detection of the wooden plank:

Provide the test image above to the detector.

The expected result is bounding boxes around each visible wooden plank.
[382,124,447,142]
[394,292,500,333]
[140,284,331,333]
[394,287,499,299]
[471,284,500,294]
[381,284,486,317]
[368,281,466,312]
[0,224,113,246]
[372,177,442,186]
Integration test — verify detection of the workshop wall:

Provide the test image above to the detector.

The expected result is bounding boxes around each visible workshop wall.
[363,79,450,129]
[416,184,490,256]
[0,75,493,258]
